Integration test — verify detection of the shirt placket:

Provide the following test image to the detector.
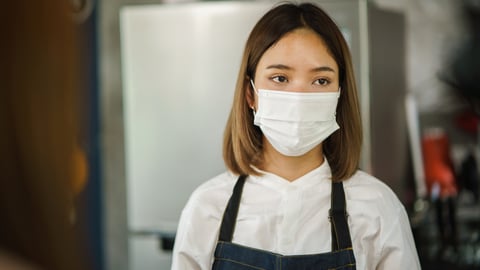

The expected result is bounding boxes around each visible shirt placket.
[277,186,303,254]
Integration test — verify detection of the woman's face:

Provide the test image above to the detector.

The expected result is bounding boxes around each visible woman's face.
[250,28,339,108]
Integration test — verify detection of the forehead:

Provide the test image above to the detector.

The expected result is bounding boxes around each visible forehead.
[256,28,338,72]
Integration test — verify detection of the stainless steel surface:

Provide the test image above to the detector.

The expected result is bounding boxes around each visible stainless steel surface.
[368,3,408,201]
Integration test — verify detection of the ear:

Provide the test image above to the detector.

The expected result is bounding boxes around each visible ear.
[245,78,256,109]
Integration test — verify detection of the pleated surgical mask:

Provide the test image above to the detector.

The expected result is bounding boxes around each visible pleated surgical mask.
[250,80,340,156]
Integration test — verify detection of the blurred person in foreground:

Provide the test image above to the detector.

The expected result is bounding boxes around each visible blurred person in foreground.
[0,1,91,269]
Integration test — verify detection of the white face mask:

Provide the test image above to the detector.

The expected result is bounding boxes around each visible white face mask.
[251,80,340,156]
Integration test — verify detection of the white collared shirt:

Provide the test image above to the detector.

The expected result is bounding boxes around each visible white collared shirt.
[171,160,421,269]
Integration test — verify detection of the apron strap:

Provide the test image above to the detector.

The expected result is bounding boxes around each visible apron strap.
[329,181,353,251]
[218,175,247,242]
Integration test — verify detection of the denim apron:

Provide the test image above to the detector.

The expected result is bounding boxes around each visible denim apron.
[212,175,356,270]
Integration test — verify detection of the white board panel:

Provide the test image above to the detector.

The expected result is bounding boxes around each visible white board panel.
[120,2,273,231]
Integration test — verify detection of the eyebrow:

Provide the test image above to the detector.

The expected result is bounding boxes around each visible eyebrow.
[266,64,336,73]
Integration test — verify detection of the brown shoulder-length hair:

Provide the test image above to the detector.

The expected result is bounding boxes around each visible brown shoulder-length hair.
[223,2,362,181]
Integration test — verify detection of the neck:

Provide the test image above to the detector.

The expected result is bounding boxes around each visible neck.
[260,140,324,182]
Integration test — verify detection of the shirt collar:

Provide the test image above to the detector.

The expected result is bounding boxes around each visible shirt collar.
[249,157,332,190]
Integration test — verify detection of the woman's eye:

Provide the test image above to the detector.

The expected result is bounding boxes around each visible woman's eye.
[272,76,287,83]
[315,78,330,86]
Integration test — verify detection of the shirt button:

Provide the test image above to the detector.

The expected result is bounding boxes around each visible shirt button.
[281,237,293,245]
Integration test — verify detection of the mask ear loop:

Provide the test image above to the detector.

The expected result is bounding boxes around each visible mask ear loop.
[334,87,341,118]
[249,79,258,113]
[249,79,259,95]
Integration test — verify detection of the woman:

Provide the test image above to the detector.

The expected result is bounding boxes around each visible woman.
[172,2,420,269]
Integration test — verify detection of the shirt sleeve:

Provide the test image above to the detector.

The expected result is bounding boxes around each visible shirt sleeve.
[376,206,421,270]
[170,211,202,270]
[171,194,221,270]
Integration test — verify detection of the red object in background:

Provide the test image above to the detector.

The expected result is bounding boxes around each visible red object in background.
[422,128,458,198]
[455,109,479,136]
